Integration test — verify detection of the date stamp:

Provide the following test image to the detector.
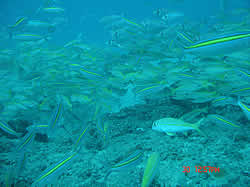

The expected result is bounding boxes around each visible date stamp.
[183,166,220,173]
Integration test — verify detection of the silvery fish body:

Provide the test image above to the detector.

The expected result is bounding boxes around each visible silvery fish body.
[43,7,64,13]
[13,33,44,41]
[25,20,52,28]
[152,118,196,133]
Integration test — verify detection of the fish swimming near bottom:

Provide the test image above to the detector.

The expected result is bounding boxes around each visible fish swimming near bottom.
[31,125,89,186]
[238,99,250,120]
[0,120,20,137]
[104,150,143,182]
[152,117,206,136]
[141,152,160,187]
[31,151,78,186]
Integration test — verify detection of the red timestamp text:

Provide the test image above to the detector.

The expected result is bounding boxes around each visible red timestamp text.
[182,166,220,173]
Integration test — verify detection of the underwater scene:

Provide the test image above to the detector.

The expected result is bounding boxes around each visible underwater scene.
[0,0,249,186]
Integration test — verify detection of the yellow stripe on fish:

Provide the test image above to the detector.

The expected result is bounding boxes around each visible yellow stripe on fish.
[32,151,78,186]
[136,85,162,94]
[211,115,240,128]
[43,7,65,13]
[79,68,102,77]
[50,102,63,129]
[0,120,19,136]
[73,125,89,150]
[70,64,103,78]
[177,32,194,44]
[10,17,26,28]
[238,70,250,78]
[104,150,143,182]
[239,102,250,112]
[112,151,143,169]
[16,130,35,152]
[231,87,250,93]
[122,18,143,28]
[212,97,227,103]
[238,100,250,120]
[185,32,250,49]
[141,152,160,187]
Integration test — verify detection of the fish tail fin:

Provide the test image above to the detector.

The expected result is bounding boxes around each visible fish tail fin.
[194,127,207,137]
[103,170,112,183]
[194,118,207,137]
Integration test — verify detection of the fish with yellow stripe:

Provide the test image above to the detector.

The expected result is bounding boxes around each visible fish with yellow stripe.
[209,114,241,128]
[238,99,250,120]
[42,7,65,13]
[104,150,143,182]
[178,32,250,56]
[12,33,47,41]
[8,17,27,29]
[236,69,250,82]
[47,101,63,137]
[136,82,167,99]
[0,120,20,137]
[73,125,89,151]
[31,151,78,186]
[31,125,89,186]
[70,64,104,80]
[141,152,160,187]
[8,129,37,184]
[15,129,36,153]
[26,124,49,133]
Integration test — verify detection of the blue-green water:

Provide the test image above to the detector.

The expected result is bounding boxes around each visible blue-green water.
[0,0,249,186]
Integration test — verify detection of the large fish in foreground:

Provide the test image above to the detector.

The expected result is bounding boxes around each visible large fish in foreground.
[152,117,206,136]
[179,32,250,56]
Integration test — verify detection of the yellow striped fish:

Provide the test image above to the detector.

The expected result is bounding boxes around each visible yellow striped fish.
[32,124,89,186]
[104,150,143,182]
[31,151,78,186]
[0,120,20,137]
[15,130,36,152]
[43,7,65,13]
[238,100,250,120]
[8,17,26,29]
[47,101,63,137]
[13,33,45,41]
[182,32,250,55]
[141,152,160,187]
[210,115,241,128]
[70,64,104,79]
